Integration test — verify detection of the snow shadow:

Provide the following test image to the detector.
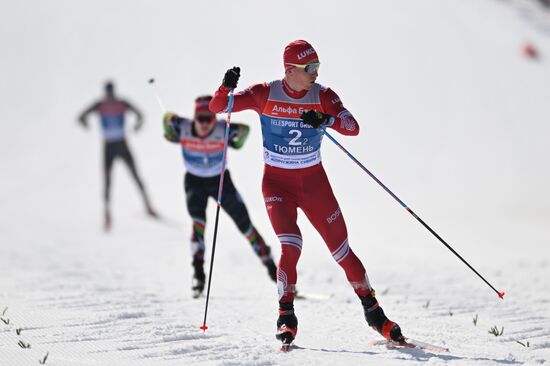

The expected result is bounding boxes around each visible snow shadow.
[386,346,522,364]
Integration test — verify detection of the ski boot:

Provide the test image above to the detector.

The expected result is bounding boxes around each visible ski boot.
[191,261,206,299]
[146,204,159,219]
[360,291,404,342]
[276,302,298,351]
[104,208,112,232]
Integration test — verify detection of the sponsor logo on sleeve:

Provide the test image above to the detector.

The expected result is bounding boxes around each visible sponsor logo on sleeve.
[338,110,356,132]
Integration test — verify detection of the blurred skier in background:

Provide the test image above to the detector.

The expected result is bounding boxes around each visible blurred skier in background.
[209,40,404,347]
[78,81,157,231]
[163,95,277,298]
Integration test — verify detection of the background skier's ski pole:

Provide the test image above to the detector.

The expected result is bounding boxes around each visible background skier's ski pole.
[200,92,235,332]
[323,130,505,299]
[148,78,166,113]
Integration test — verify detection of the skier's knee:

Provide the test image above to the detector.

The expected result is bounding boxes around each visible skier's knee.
[279,236,302,266]
[236,218,252,233]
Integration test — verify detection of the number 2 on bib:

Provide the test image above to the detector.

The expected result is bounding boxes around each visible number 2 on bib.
[289,129,302,146]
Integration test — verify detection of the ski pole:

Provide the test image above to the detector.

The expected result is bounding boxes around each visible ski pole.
[322,130,505,300]
[200,91,235,332]
[148,78,167,114]
[146,78,233,327]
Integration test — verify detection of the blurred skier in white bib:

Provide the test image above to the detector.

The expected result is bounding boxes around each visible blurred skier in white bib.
[163,96,277,298]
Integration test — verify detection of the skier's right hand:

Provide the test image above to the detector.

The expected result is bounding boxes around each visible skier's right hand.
[163,112,177,123]
[222,67,240,89]
[163,112,179,142]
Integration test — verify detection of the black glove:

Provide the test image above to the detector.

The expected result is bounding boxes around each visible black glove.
[300,110,334,128]
[223,66,240,89]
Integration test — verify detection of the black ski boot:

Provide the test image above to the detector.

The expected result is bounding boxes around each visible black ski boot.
[360,291,404,342]
[104,208,112,232]
[276,302,298,348]
[191,259,205,299]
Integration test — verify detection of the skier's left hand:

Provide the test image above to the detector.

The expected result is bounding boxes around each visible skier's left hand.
[300,110,334,129]
[229,124,250,149]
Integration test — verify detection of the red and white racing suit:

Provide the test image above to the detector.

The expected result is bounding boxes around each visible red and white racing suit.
[210,79,372,302]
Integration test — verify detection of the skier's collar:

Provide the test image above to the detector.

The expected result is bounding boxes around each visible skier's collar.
[282,79,308,99]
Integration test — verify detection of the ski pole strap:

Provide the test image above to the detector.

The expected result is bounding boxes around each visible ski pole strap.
[216,92,235,206]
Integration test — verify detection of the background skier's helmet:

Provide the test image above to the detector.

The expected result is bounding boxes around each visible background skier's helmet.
[194,95,215,124]
[194,95,213,114]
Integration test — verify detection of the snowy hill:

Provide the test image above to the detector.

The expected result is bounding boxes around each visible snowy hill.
[1,0,549,365]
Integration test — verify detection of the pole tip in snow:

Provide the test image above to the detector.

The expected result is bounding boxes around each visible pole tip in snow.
[148,78,155,84]
[497,291,505,299]
[200,324,208,332]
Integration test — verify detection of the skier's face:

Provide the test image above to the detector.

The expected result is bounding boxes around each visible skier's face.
[286,59,319,91]
[194,113,216,137]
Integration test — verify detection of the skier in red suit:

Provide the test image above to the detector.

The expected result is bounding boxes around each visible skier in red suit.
[209,40,403,346]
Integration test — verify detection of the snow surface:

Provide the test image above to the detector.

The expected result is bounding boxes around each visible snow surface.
[1,0,550,365]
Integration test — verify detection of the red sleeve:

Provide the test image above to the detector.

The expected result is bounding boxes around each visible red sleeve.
[209,83,270,114]
[320,87,360,136]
